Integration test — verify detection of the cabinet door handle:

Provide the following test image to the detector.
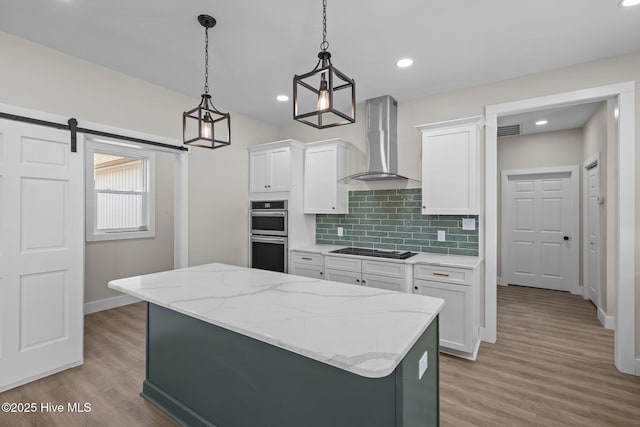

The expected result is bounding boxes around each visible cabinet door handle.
[319,271,323,275]
[356,279,360,283]
[422,205,426,209]
[432,272,450,277]
[414,286,418,290]
[332,206,335,210]
[264,185,268,188]
[301,257,312,261]
[267,184,271,188]
[361,279,366,284]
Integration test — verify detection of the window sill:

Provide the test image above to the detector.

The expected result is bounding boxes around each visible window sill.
[86,229,155,242]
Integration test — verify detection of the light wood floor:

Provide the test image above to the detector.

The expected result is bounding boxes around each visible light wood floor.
[1,285,639,426]
[440,285,640,427]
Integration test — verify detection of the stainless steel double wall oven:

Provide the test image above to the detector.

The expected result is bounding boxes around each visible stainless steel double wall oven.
[249,200,288,273]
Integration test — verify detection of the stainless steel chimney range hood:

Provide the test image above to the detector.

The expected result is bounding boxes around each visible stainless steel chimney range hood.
[340,95,412,183]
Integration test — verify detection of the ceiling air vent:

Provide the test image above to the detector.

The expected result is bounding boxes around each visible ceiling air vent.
[497,124,520,137]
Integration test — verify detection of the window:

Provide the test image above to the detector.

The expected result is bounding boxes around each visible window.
[85,139,155,241]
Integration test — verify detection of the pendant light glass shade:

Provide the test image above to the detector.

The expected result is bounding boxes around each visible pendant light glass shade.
[183,14,231,149]
[293,1,355,129]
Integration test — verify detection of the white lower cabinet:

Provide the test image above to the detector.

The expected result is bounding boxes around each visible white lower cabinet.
[413,263,480,360]
[325,268,361,285]
[324,256,409,292]
[363,274,405,292]
[413,280,472,353]
[290,251,324,279]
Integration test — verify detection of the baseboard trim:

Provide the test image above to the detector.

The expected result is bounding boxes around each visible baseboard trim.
[439,339,481,361]
[497,276,508,286]
[478,326,496,344]
[141,380,213,427]
[597,307,615,330]
[636,358,640,376]
[0,359,83,393]
[84,294,141,315]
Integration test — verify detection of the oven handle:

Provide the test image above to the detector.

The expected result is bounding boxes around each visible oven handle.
[250,235,287,244]
[251,211,286,217]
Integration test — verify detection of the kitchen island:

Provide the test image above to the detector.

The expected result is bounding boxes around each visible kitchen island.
[108,263,444,427]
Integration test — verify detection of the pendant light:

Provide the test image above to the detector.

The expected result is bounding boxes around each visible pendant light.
[183,14,231,149]
[293,0,355,129]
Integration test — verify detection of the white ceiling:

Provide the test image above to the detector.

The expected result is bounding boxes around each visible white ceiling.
[497,101,604,136]
[1,0,639,126]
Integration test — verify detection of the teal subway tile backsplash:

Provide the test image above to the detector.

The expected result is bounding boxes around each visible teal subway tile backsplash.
[316,189,479,256]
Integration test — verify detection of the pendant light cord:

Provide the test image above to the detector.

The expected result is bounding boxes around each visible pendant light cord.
[204,25,209,94]
[320,0,329,52]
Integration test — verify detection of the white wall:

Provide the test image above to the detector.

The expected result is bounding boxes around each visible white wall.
[188,114,280,267]
[0,31,279,303]
[279,51,640,357]
[496,128,584,281]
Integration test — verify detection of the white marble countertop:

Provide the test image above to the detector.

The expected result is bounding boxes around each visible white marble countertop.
[291,245,483,269]
[108,263,444,379]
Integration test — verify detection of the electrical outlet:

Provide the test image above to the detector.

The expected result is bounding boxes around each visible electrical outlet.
[418,351,428,379]
[337,227,344,237]
[437,230,445,241]
[462,218,476,230]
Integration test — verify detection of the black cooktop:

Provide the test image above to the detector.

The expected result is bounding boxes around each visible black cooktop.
[329,247,417,260]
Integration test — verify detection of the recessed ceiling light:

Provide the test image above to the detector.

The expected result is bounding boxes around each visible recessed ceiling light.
[619,0,640,7]
[396,58,413,68]
[276,95,289,102]
[535,120,548,126]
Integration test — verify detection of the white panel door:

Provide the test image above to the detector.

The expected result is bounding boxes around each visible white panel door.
[505,171,577,292]
[0,119,84,392]
[586,165,600,305]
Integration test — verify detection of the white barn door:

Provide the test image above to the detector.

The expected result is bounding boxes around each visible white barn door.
[0,118,84,392]
[503,168,579,293]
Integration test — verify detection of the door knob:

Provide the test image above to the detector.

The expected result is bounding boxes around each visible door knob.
[563,236,569,241]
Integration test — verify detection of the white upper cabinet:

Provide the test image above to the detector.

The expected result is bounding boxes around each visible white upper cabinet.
[304,139,350,214]
[416,117,483,215]
[249,143,292,193]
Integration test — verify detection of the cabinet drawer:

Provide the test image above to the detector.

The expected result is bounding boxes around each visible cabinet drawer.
[325,256,362,272]
[291,251,323,266]
[362,260,406,279]
[414,264,470,285]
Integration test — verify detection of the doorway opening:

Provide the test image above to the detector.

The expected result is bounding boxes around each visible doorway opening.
[484,82,636,375]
